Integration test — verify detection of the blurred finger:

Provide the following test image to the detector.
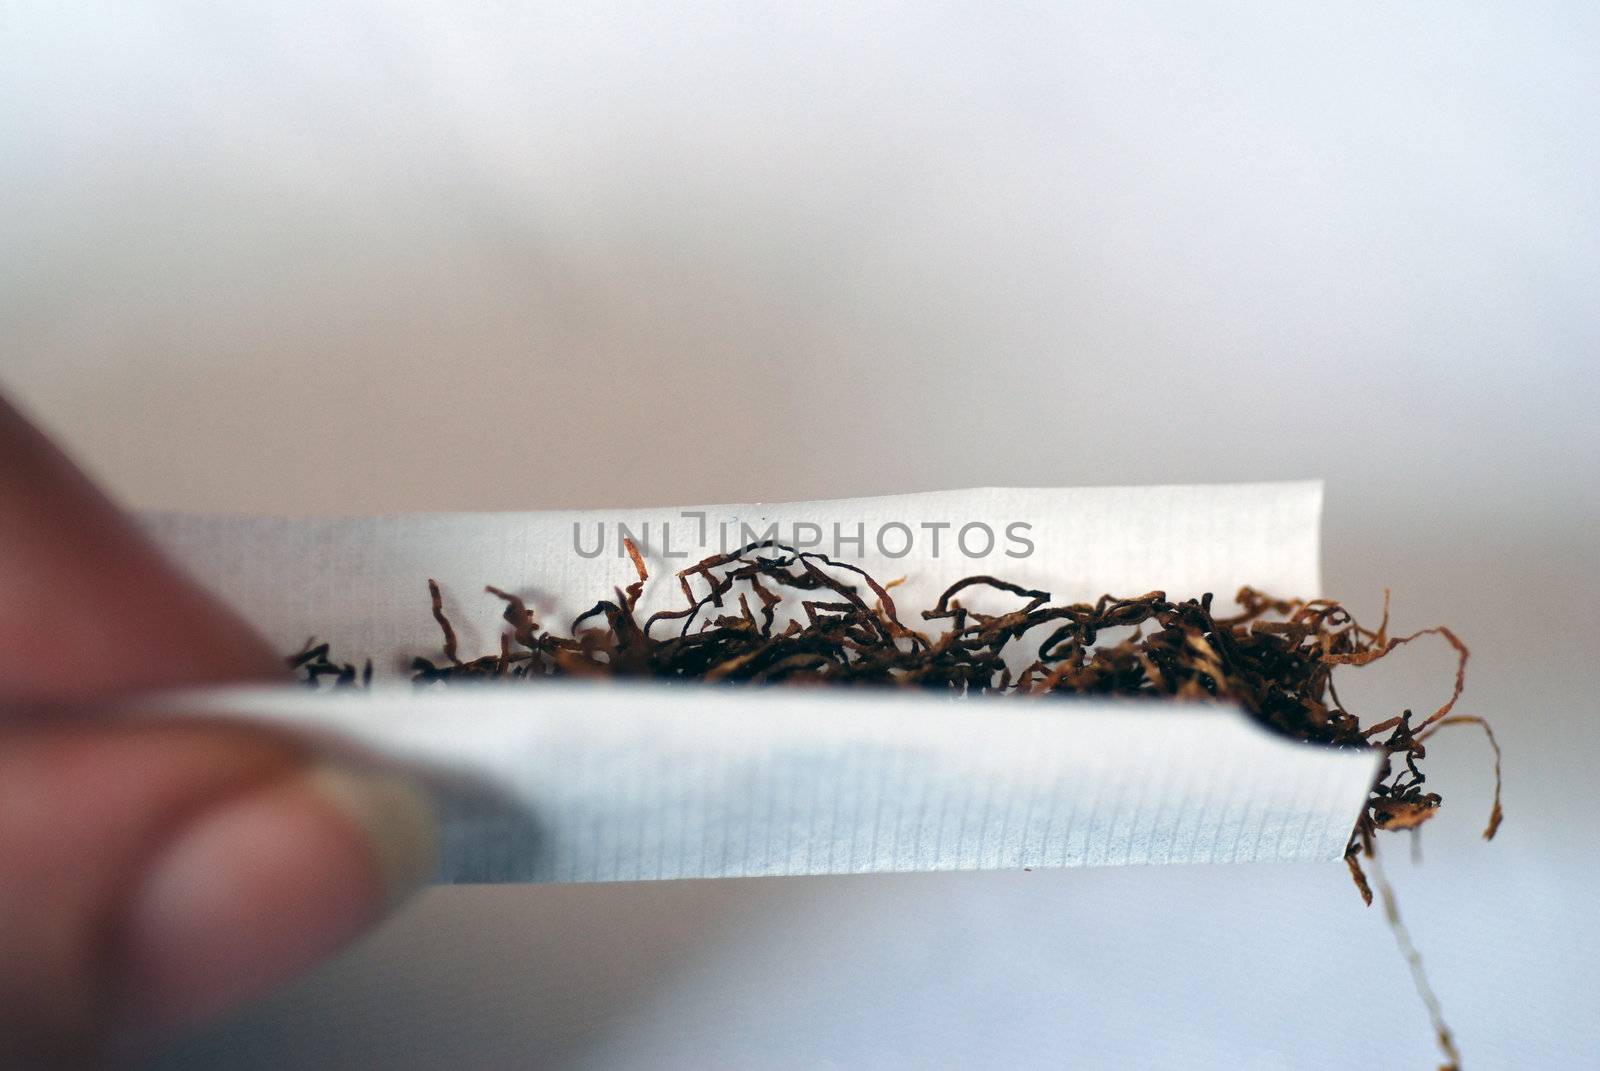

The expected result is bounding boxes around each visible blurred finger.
[0,394,283,702]
[0,720,436,1067]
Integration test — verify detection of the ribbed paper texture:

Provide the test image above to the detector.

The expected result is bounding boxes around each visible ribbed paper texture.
[140,481,1377,883]
[159,683,1378,883]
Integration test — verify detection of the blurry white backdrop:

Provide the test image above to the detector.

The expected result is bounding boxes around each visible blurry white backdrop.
[2,3,1596,1067]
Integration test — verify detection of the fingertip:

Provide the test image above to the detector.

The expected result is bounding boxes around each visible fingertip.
[105,763,438,1058]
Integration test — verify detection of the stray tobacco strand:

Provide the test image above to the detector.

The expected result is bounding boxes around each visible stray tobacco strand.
[1370,845,1464,1071]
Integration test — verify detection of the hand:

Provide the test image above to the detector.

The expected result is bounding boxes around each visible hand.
[0,394,437,1068]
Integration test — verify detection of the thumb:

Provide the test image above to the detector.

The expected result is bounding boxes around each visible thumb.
[0,719,437,1069]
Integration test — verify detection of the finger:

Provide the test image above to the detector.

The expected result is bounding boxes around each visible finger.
[0,394,283,702]
[0,720,437,1068]
[0,393,437,1066]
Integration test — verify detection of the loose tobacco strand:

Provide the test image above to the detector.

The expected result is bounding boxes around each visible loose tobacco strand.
[1369,845,1463,1071]
[1418,715,1504,840]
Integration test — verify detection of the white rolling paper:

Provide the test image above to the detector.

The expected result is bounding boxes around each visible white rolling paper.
[139,481,1380,883]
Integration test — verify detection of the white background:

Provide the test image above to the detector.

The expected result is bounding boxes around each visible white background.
[3,3,1596,1067]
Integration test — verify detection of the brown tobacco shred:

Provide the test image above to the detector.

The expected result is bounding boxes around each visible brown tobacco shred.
[1369,846,1464,1071]
[293,539,1503,1068]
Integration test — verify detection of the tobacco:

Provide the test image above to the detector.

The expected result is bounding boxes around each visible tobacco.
[292,539,1501,1069]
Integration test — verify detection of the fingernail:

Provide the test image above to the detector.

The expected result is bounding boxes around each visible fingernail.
[299,763,440,908]
[111,763,437,1051]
